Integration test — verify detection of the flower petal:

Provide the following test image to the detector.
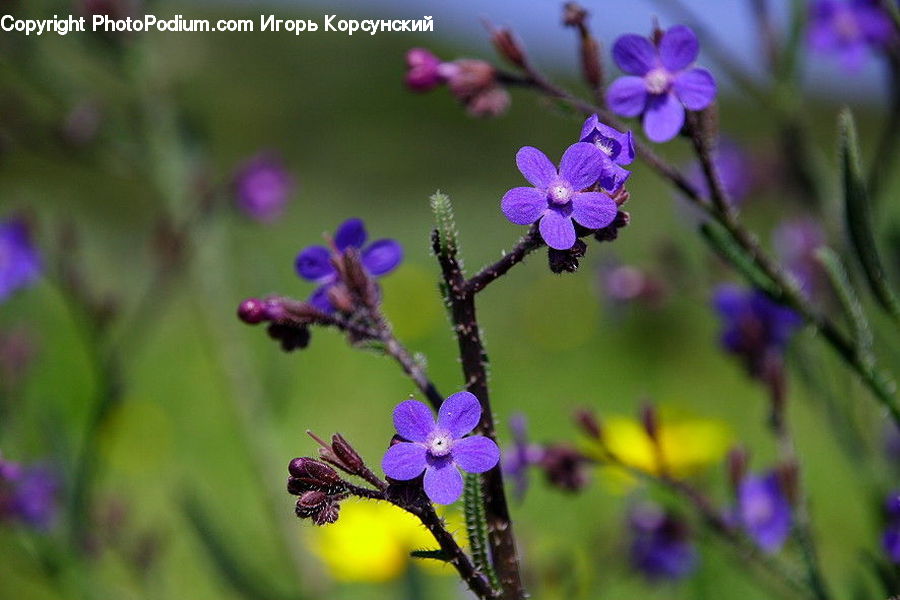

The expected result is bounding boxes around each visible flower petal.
[393,399,436,442]
[674,68,717,111]
[539,209,576,250]
[612,34,657,75]
[437,391,482,437]
[558,142,604,191]
[516,146,557,188]
[334,218,367,251]
[579,114,600,141]
[598,161,632,193]
[308,285,334,314]
[643,93,685,143]
[453,436,500,473]
[571,192,618,230]
[382,442,428,480]
[501,187,547,225]
[295,246,335,282]
[362,239,403,276]
[659,25,699,72]
[606,77,648,118]
[423,459,464,504]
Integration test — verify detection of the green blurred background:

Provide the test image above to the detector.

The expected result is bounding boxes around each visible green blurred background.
[1,1,898,599]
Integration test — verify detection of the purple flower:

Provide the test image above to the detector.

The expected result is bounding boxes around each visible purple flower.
[501,143,618,250]
[737,472,792,553]
[382,392,500,505]
[628,502,698,581]
[712,285,803,377]
[686,140,753,207]
[578,115,635,192]
[233,152,294,223]
[294,218,402,313]
[809,0,894,72]
[0,458,59,531]
[502,415,545,501]
[606,25,717,143]
[773,219,827,300]
[0,218,41,303]
[884,491,900,562]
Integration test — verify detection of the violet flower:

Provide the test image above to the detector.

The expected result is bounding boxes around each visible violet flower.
[233,152,294,223]
[294,218,403,313]
[578,115,635,192]
[607,25,717,143]
[0,218,42,303]
[0,458,59,530]
[628,502,698,581]
[773,219,827,301]
[686,140,753,207]
[808,0,894,72]
[382,392,500,505]
[501,143,618,250]
[503,415,545,501]
[405,48,451,91]
[712,285,803,378]
[737,472,792,553]
[884,491,900,562]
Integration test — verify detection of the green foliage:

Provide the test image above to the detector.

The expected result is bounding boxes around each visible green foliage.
[815,247,873,369]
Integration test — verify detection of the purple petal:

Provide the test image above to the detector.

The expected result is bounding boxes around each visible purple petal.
[393,399,436,442]
[502,187,548,225]
[659,25,699,72]
[643,93,685,143]
[712,284,746,319]
[295,246,335,282]
[612,34,657,75]
[423,459,464,504]
[674,68,717,111]
[539,209,576,250]
[308,285,335,313]
[437,391,482,437]
[362,239,403,276]
[516,146,557,188]
[452,436,500,473]
[558,142,604,190]
[334,218,367,251]
[579,114,600,141]
[382,442,428,480]
[599,162,631,192]
[571,192,618,230]
[606,77,648,118]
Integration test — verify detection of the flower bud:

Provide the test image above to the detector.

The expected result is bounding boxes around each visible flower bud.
[331,434,365,475]
[489,25,526,68]
[466,87,510,118]
[573,409,603,440]
[640,403,659,443]
[405,48,445,92]
[237,298,267,324]
[548,239,587,274]
[326,284,355,314]
[540,444,590,492]
[446,60,497,101]
[288,457,343,487]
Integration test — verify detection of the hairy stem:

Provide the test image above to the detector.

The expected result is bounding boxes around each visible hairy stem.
[466,225,544,295]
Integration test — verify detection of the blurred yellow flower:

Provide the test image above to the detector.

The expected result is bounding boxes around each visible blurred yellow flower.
[309,499,462,582]
[592,415,731,490]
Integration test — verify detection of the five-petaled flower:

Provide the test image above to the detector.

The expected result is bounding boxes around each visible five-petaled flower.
[606,25,717,143]
[578,115,635,192]
[294,218,403,313]
[501,143,618,250]
[0,218,42,303]
[382,392,500,505]
[736,471,792,553]
[808,0,894,72]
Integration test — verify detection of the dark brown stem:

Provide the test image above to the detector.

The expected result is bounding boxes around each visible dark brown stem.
[380,330,444,411]
[432,229,525,600]
[466,225,544,295]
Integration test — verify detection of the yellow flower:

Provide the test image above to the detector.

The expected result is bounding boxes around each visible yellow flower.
[309,499,462,582]
[592,415,730,491]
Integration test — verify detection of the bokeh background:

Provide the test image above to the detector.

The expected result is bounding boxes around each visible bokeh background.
[1,0,898,599]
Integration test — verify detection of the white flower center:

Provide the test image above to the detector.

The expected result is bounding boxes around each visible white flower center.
[548,182,573,205]
[595,139,614,156]
[427,431,454,457]
[644,68,671,95]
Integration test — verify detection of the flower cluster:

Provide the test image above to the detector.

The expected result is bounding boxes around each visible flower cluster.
[382,393,500,505]
[287,457,347,526]
[735,471,792,553]
[628,501,697,581]
[0,457,59,530]
[607,25,717,142]
[0,218,42,303]
[808,0,894,71]
[405,48,510,117]
[232,152,295,223]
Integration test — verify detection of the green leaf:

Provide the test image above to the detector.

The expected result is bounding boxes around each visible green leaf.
[839,108,900,322]
[815,247,874,368]
[464,472,500,591]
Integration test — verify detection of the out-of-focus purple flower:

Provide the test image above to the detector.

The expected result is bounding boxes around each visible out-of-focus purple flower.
[686,140,753,207]
[712,285,803,378]
[0,458,59,531]
[404,49,510,117]
[737,472,792,553]
[0,218,41,303]
[773,219,827,300]
[501,143,618,250]
[578,115,635,192]
[606,25,717,143]
[808,0,894,72]
[628,502,698,581]
[883,491,900,562]
[294,218,402,313]
[232,153,295,223]
[405,48,451,91]
[503,414,545,501]
[600,262,668,310]
[382,392,500,505]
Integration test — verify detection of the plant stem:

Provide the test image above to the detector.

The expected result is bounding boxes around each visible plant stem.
[432,229,525,600]
[466,225,544,295]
